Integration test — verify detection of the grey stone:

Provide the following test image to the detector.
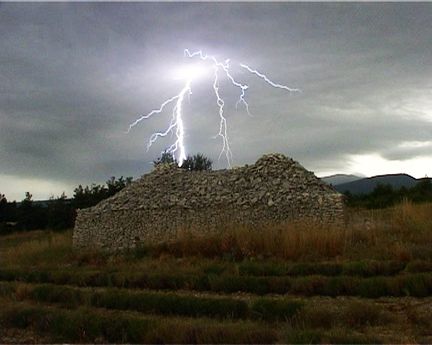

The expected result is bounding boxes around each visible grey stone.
[73,153,345,251]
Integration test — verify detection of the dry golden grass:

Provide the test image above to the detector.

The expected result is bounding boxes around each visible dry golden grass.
[159,201,432,261]
[0,231,73,267]
[160,222,347,261]
[1,201,431,265]
[349,200,432,261]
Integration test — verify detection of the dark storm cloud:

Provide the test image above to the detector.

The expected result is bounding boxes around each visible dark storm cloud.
[1,2,432,199]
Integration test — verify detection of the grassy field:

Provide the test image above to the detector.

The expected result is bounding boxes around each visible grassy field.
[0,201,432,343]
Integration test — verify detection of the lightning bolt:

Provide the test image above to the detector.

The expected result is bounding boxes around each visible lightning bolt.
[128,49,299,168]
[240,64,301,92]
[127,80,191,166]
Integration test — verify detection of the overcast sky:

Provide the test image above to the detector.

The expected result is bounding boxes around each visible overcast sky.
[1,2,432,201]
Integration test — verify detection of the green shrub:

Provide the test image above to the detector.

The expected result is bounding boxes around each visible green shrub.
[251,298,304,321]
[342,260,405,277]
[202,263,228,275]
[239,261,288,276]
[30,284,85,307]
[0,305,45,329]
[12,282,249,320]
[0,269,17,281]
[0,281,16,299]
[0,304,276,343]
[382,261,407,275]
[313,262,343,276]
[356,277,390,298]
[400,274,431,297]
[322,276,360,296]
[209,275,268,295]
[266,277,292,294]
[291,276,327,296]
[50,270,74,285]
[95,290,249,319]
[2,268,432,298]
[238,260,406,278]
[406,261,432,273]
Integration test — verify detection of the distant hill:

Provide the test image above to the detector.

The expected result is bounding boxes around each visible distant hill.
[334,174,419,195]
[321,174,363,186]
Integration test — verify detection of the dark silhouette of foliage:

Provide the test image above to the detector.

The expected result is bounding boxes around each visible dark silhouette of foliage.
[17,192,48,231]
[47,193,75,231]
[0,193,7,223]
[73,176,132,210]
[181,153,213,171]
[0,176,132,235]
[344,179,432,209]
[153,150,176,167]
[106,176,132,195]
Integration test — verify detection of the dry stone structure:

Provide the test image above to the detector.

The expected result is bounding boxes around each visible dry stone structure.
[73,153,345,251]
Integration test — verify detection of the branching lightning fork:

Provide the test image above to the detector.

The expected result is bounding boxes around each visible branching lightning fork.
[128,49,299,167]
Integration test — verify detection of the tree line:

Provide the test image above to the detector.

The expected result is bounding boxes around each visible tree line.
[343,179,432,209]
[0,176,133,234]
[0,152,212,234]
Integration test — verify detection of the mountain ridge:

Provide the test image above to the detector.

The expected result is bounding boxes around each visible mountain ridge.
[329,173,425,195]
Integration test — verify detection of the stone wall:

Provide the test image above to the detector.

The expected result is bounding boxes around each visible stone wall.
[73,153,345,251]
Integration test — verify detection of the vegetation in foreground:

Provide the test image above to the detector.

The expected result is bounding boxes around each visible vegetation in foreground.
[0,201,432,343]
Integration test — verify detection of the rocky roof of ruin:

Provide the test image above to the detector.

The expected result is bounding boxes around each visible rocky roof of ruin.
[85,153,339,212]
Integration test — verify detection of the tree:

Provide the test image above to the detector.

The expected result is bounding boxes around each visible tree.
[18,192,47,230]
[106,176,133,196]
[47,192,75,230]
[181,153,213,171]
[410,179,432,202]
[0,193,7,223]
[72,176,132,209]
[153,150,176,167]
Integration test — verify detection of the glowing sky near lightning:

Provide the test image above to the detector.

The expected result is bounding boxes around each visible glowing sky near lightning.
[128,49,299,168]
[1,3,432,200]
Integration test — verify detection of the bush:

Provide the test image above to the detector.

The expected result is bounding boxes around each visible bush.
[91,289,249,319]
[322,276,360,297]
[209,275,254,294]
[251,298,304,321]
[2,267,432,298]
[0,304,277,343]
[6,282,250,320]
[356,277,390,298]
[291,276,327,296]
[405,260,432,273]
[399,274,431,297]
[180,153,213,171]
